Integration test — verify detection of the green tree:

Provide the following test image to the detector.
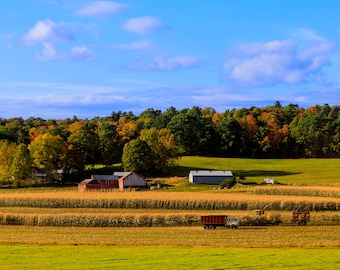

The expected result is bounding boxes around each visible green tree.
[10,143,33,183]
[290,105,332,157]
[98,120,121,165]
[67,121,100,166]
[122,139,154,174]
[0,140,16,182]
[167,106,214,155]
[214,110,243,157]
[137,108,162,129]
[140,128,182,173]
[28,133,66,181]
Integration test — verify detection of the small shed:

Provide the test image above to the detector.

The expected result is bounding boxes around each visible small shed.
[114,172,146,190]
[189,170,233,185]
[78,175,119,192]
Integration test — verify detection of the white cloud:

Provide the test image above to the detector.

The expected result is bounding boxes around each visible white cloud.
[74,1,129,17]
[223,39,336,86]
[68,46,96,60]
[36,44,96,62]
[111,40,153,50]
[36,42,57,61]
[131,56,203,71]
[292,28,325,42]
[123,17,164,35]
[23,20,72,45]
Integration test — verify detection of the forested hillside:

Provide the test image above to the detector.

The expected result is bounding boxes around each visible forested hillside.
[0,102,339,183]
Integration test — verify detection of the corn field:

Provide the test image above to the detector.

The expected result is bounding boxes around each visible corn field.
[0,196,339,211]
[0,213,199,227]
[1,189,340,227]
[251,186,340,198]
[0,211,340,227]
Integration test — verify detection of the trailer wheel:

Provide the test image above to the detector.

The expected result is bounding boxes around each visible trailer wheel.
[208,225,214,230]
[298,220,306,225]
[203,225,208,229]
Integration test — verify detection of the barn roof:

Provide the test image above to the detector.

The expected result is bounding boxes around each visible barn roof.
[92,175,119,180]
[79,179,92,185]
[113,172,132,178]
[189,170,233,176]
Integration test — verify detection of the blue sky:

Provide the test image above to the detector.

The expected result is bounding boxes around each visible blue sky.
[1,0,340,119]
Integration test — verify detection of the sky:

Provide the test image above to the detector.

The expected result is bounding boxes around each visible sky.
[1,0,340,119]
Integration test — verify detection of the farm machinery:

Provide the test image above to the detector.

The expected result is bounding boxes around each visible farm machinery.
[200,215,239,229]
[253,205,282,226]
[292,208,310,225]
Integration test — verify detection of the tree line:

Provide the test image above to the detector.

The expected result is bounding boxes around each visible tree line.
[0,102,339,184]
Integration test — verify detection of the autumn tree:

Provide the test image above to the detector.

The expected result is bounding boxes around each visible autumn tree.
[0,140,16,182]
[116,116,139,144]
[122,128,181,175]
[10,143,33,184]
[140,128,182,172]
[28,133,66,182]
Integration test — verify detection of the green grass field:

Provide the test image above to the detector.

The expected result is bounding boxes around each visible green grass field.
[0,226,339,269]
[173,156,340,185]
[0,244,339,270]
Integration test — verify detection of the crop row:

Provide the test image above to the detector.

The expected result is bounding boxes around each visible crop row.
[0,197,339,211]
[251,187,340,198]
[1,213,340,227]
[0,214,198,227]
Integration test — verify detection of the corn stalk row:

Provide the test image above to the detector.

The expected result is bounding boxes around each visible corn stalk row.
[251,187,340,198]
[1,213,340,227]
[0,197,339,211]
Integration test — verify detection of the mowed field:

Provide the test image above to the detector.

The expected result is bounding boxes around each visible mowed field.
[0,157,340,269]
[176,156,340,185]
[0,226,339,269]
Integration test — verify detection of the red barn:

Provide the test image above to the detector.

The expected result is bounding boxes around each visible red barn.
[78,172,146,192]
[78,175,119,192]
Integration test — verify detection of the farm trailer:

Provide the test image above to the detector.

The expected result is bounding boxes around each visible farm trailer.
[292,208,310,225]
[200,215,239,229]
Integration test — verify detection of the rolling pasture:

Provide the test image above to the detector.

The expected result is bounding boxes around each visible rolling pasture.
[175,156,340,185]
[0,157,340,269]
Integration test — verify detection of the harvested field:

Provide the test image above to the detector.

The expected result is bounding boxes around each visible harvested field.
[0,225,339,248]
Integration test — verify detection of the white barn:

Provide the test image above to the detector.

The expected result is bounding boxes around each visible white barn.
[189,170,233,185]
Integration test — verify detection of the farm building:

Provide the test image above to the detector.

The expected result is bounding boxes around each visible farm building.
[78,172,146,191]
[115,172,146,190]
[78,175,119,191]
[189,170,234,184]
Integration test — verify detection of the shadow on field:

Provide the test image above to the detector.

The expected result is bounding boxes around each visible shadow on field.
[169,166,301,179]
